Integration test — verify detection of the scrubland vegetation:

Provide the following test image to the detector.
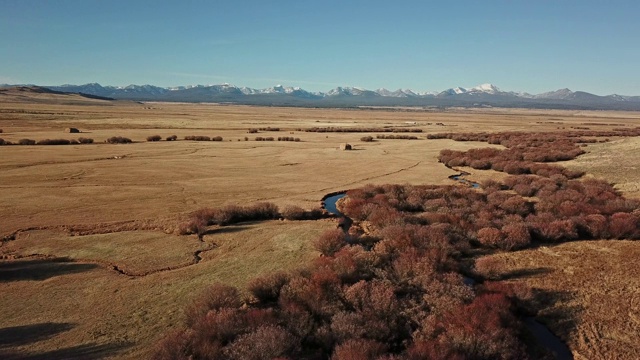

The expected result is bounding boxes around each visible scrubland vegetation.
[303,127,423,133]
[376,134,419,140]
[154,128,640,359]
[178,203,326,239]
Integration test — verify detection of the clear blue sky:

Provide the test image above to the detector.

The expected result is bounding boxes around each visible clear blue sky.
[1,0,639,95]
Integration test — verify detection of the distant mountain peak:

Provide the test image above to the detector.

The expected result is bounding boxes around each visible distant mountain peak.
[30,82,640,110]
[469,83,501,94]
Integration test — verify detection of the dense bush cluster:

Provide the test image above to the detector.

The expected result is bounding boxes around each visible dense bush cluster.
[259,127,280,131]
[147,135,162,142]
[157,129,640,359]
[277,137,301,142]
[360,136,374,142]
[303,127,423,133]
[182,135,223,142]
[166,135,178,141]
[36,139,73,145]
[1,137,94,146]
[434,131,610,178]
[106,136,132,144]
[280,205,324,221]
[158,202,529,359]
[255,136,275,141]
[184,135,211,141]
[376,134,419,140]
[179,203,327,237]
[426,128,640,142]
[18,138,36,145]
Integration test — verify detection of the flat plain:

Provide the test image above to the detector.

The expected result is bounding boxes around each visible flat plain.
[1,89,640,358]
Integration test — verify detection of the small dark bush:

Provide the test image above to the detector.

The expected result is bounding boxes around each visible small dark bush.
[248,128,259,133]
[166,135,178,141]
[255,136,275,141]
[106,136,132,144]
[211,136,223,141]
[147,135,162,142]
[18,138,36,145]
[78,137,94,144]
[0,138,4,145]
[360,136,374,142]
[36,139,71,145]
[0,129,3,133]
[184,135,210,141]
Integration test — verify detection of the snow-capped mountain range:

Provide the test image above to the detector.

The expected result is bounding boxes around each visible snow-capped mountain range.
[4,82,639,110]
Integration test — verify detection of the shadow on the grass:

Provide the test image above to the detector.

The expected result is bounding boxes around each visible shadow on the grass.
[0,257,98,282]
[0,322,75,348]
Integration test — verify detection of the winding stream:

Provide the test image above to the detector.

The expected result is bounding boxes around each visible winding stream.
[323,193,347,216]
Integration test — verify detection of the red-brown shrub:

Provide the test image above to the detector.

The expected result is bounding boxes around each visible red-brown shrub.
[281,205,306,220]
[501,223,531,250]
[189,308,244,355]
[212,136,223,141]
[147,135,162,141]
[279,274,341,318]
[223,325,298,360]
[78,137,94,144]
[332,338,387,360]
[166,135,178,141]
[366,206,402,228]
[329,245,379,283]
[474,256,503,280]
[360,136,374,142]
[248,271,290,303]
[313,229,346,256]
[499,196,531,216]
[184,284,242,327]
[580,213,609,238]
[477,227,504,248]
[417,294,525,360]
[608,212,639,239]
[152,328,193,360]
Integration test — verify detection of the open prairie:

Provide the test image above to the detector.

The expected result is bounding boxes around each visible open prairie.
[1,91,640,358]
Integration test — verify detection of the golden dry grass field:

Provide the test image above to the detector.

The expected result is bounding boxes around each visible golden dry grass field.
[1,90,640,358]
